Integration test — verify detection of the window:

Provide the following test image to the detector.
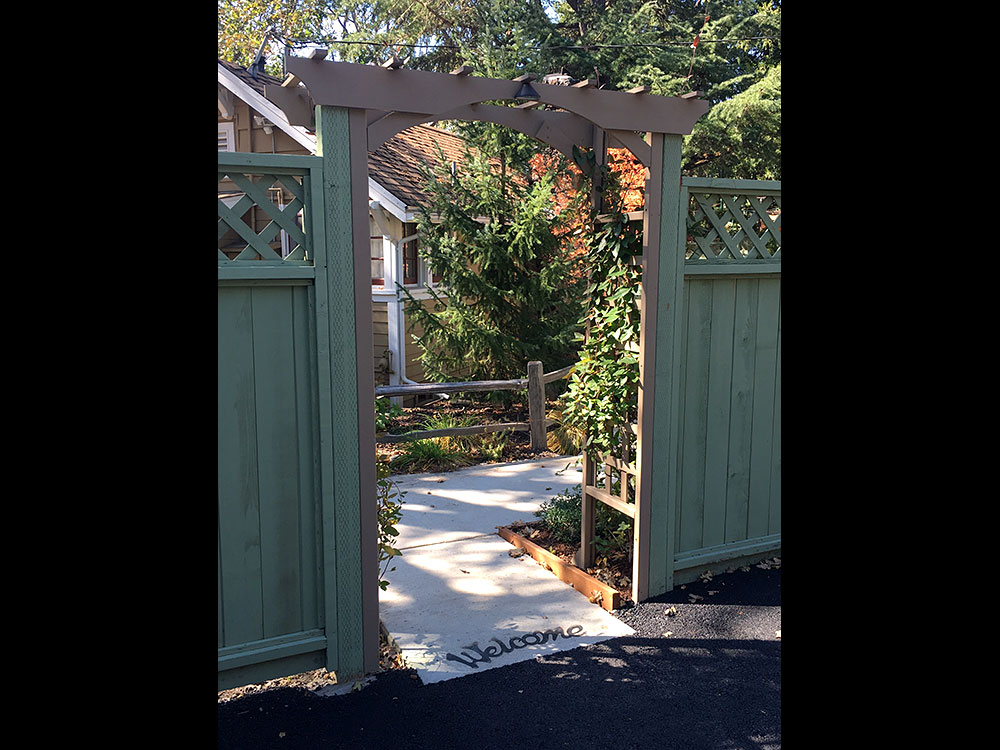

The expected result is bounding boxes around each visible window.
[402,223,418,285]
[218,121,235,152]
[370,216,384,285]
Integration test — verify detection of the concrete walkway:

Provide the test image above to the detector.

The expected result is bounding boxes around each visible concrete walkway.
[378,456,635,684]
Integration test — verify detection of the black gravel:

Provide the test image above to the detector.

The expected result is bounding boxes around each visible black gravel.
[218,564,780,750]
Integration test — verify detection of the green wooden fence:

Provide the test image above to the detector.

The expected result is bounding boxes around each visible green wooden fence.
[217,139,372,691]
[647,177,781,592]
[217,141,780,688]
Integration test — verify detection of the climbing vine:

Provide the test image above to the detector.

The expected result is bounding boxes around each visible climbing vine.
[376,456,405,591]
[559,148,644,462]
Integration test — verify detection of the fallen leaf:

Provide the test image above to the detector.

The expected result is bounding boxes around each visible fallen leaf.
[708,590,719,596]
[666,606,678,616]
[662,631,673,637]
[509,549,525,558]
[460,569,470,574]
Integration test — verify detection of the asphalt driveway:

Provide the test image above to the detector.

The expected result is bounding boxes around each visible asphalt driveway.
[218,563,780,750]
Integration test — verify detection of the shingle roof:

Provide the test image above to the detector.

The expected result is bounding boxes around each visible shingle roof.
[218,58,285,96]
[220,59,482,211]
[369,125,478,210]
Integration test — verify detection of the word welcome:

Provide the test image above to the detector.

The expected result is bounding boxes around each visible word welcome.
[445,624,585,669]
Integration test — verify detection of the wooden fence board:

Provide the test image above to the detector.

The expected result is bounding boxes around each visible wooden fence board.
[679,279,712,553]
[724,278,758,543]
[769,298,782,535]
[293,286,321,632]
[218,287,264,646]
[747,277,780,539]
[252,286,304,638]
[218,531,225,648]
[702,278,736,548]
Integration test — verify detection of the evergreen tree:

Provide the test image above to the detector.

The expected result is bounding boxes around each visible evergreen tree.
[401,135,586,384]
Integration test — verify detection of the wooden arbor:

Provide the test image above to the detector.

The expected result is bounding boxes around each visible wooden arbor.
[264,56,708,672]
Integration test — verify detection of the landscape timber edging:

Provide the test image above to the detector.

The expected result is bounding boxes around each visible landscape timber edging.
[496,527,623,612]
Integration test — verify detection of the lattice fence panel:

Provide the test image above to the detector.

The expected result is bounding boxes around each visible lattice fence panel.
[218,169,310,262]
[685,190,781,262]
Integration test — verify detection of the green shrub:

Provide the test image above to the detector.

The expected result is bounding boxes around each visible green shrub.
[534,483,633,561]
[534,485,583,543]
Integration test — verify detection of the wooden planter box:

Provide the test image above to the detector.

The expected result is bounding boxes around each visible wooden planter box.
[497,527,623,612]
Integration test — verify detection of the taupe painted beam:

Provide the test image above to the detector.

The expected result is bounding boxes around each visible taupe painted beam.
[365,102,601,164]
[606,129,651,167]
[363,103,653,168]
[266,84,315,128]
[278,58,708,135]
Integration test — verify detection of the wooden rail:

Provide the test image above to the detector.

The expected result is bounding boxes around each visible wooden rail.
[374,361,574,451]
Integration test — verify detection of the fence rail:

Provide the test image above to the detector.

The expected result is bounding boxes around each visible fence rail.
[374,361,574,451]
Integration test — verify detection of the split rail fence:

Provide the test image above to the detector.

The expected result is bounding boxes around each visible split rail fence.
[374,361,574,451]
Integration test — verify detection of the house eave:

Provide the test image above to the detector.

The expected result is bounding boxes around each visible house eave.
[217,63,317,153]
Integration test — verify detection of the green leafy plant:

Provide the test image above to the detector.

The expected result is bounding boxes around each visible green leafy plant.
[476,431,509,462]
[534,483,633,564]
[376,456,406,591]
[559,156,642,463]
[534,485,583,544]
[375,397,404,433]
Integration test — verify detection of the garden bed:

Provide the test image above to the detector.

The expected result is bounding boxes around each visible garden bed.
[498,519,634,607]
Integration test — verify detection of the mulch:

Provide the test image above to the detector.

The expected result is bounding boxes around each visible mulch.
[376,398,566,470]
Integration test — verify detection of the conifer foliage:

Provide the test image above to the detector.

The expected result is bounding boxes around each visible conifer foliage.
[401,131,586,384]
